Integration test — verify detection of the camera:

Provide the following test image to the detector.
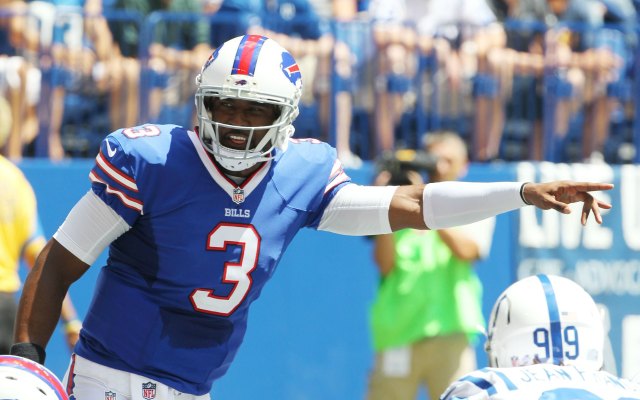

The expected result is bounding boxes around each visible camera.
[375,149,439,185]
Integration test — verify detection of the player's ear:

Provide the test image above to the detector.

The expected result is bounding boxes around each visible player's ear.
[271,104,281,120]
[204,97,215,112]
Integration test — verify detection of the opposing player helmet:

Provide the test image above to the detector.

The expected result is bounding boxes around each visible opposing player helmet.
[195,34,302,171]
[485,274,604,371]
[0,355,68,399]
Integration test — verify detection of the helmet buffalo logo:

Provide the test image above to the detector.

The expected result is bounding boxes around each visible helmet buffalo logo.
[234,79,248,86]
[203,47,221,72]
[280,52,301,86]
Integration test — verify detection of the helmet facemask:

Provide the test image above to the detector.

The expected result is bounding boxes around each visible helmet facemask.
[196,84,296,171]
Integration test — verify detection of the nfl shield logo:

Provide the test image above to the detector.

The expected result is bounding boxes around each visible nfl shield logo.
[232,187,245,204]
[105,391,117,400]
[142,382,157,400]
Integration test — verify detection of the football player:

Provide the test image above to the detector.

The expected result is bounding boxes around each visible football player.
[441,274,640,399]
[13,34,613,398]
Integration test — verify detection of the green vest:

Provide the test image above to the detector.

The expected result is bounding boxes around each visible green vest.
[370,229,485,351]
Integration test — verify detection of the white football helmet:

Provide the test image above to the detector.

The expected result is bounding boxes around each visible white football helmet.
[0,355,68,399]
[485,274,604,371]
[195,34,302,171]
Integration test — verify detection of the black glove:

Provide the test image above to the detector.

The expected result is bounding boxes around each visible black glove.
[10,342,46,364]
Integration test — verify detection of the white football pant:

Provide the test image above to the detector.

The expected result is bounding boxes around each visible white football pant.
[63,354,211,400]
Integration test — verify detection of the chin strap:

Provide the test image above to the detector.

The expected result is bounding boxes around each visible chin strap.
[275,125,294,152]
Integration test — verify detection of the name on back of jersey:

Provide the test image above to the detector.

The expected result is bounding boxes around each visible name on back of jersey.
[510,365,629,388]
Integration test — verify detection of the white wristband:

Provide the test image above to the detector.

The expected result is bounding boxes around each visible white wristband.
[422,181,527,230]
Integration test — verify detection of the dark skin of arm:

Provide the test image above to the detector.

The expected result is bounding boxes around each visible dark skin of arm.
[14,239,89,348]
[14,181,613,350]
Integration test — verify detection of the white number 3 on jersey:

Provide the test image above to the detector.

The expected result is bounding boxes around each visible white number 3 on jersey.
[189,223,259,316]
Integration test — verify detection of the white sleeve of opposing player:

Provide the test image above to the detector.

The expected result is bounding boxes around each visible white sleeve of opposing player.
[440,380,490,400]
[423,181,527,230]
[53,191,131,265]
[318,184,396,235]
[440,371,497,400]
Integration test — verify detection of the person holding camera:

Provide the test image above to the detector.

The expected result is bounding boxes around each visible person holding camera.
[367,131,493,400]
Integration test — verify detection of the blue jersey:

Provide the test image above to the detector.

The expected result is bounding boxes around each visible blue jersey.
[74,124,350,395]
[441,364,640,400]
[0,26,16,56]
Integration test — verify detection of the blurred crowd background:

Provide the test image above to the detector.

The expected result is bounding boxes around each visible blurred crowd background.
[1,0,639,167]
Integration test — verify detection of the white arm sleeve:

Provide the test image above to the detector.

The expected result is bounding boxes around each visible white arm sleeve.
[53,191,131,265]
[318,184,397,235]
[423,181,526,230]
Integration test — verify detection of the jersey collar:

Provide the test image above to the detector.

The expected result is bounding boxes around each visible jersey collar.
[188,130,270,202]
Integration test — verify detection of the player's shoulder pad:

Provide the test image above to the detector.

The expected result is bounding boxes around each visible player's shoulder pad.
[271,138,338,211]
[106,124,187,165]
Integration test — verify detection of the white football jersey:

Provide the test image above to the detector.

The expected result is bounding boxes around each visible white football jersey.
[441,364,640,400]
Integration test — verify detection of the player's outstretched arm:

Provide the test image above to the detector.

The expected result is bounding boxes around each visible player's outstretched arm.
[521,181,613,225]
[389,180,613,231]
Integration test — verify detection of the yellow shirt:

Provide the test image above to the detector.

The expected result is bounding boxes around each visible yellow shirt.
[0,156,44,293]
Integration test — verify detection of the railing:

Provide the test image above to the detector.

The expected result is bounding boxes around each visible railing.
[1,8,638,164]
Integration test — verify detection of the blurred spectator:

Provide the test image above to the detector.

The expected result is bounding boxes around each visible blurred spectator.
[367,0,417,154]
[329,0,367,167]
[99,0,142,139]
[539,0,632,162]
[485,0,633,161]
[0,0,40,159]
[483,0,548,160]
[0,132,81,352]
[0,88,11,153]
[110,0,212,128]
[577,0,636,161]
[367,131,494,400]
[409,0,503,162]
[368,0,502,161]
[24,0,117,159]
[209,0,263,47]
